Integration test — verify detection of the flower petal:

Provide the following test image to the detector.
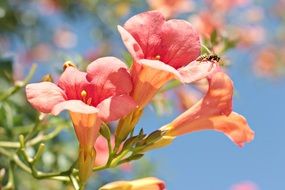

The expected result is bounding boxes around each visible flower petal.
[129,177,166,190]
[158,19,201,68]
[117,25,144,61]
[124,11,165,58]
[132,59,176,107]
[94,136,109,166]
[163,72,254,146]
[57,67,89,100]
[52,100,99,115]
[168,72,233,127]
[70,112,101,147]
[86,57,133,101]
[131,59,216,107]
[178,60,218,83]
[26,82,66,113]
[99,177,166,190]
[138,59,181,78]
[97,95,137,121]
[166,112,254,147]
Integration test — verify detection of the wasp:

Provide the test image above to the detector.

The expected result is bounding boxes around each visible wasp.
[196,54,221,62]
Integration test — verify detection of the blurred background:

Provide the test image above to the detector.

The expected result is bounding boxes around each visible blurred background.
[0,0,285,189]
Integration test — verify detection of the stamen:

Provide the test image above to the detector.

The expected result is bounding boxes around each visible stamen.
[81,90,87,103]
[80,90,92,105]
[87,97,92,105]
[63,61,76,70]
[81,90,87,97]
[154,55,161,60]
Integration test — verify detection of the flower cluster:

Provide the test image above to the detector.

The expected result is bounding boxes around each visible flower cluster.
[25,11,254,189]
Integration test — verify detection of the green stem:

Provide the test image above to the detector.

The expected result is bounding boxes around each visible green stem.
[79,184,85,190]
[3,162,15,190]
[27,125,64,146]
[201,44,212,54]
[93,149,131,172]
[24,118,41,142]
[0,125,65,148]
[0,146,70,182]
[0,141,20,148]
[110,149,130,167]
[92,165,109,172]
[70,175,80,190]
[0,64,37,101]
[159,80,181,93]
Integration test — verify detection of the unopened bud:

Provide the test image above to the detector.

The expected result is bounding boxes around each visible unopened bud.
[63,61,76,70]
[41,74,53,82]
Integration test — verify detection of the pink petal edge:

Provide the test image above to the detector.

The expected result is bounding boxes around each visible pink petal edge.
[117,25,144,61]
[26,82,66,113]
[52,100,99,115]
[97,94,137,122]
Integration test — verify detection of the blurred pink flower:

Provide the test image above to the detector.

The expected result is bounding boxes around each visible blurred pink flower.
[147,0,194,18]
[53,27,77,49]
[24,43,52,63]
[272,0,285,17]
[231,181,259,190]
[162,72,254,147]
[118,11,217,107]
[244,7,264,23]
[99,177,166,190]
[190,11,223,39]
[38,0,61,14]
[235,26,265,47]
[84,45,110,63]
[207,0,249,12]
[254,47,278,77]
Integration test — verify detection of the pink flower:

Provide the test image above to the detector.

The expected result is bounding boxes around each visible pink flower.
[162,72,254,147]
[206,0,249,12]
[254,47,278,77]
[99,177,166,190]
[26,57,136,181]
[147,0,194,18]
[93,136,110,166]
[118,11,216,108]
[38,0,61,14]
[190,11,223,39]
[231,181,259,190]
[53,27,77,49]
[235,26,265,47]
[94,136,132,172]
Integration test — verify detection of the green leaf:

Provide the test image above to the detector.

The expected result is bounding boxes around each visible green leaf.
[122,51,133,68]
[144,130,165,145]
[139,128,144,136]
[122,136,139,150]
[210,29,218,45]
[127,153,144,161]
[99,123,111,141]
[119,153,144,164]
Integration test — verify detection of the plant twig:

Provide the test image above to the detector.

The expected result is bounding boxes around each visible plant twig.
[0,64,37,101]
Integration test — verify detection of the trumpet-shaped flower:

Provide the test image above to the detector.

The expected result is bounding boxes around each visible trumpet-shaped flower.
[147,0,194,18]
[99,177,166,190]
[118,11,217,108]
[162,72,254,147]
[26,57,136,182]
